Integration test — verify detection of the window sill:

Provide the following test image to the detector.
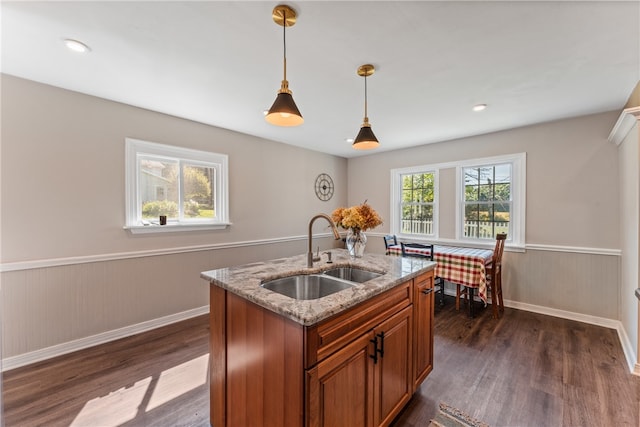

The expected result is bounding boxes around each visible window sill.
[124,223,232,234]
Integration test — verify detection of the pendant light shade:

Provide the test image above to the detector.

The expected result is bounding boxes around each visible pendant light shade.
[353,120,379,150]
[265,90,303,126]
[266,5,303,127]
[353,64,379,150]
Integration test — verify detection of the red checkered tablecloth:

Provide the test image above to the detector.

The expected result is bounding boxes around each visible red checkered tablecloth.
[387,244,494,302]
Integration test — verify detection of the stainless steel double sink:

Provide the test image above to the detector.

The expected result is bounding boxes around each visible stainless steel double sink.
[261,267,383,300]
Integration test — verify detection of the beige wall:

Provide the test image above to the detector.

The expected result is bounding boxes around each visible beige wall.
[348,112,621,320]
[1,75,348,263]
[0,75,347,363]
[0,74,629,368]
[618,121,639,370]
[348,111,620,249]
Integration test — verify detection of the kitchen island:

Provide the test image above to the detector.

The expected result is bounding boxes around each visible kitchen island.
[201,249,436,427]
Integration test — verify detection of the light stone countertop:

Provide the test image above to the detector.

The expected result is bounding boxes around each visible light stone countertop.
[201,249,436,326]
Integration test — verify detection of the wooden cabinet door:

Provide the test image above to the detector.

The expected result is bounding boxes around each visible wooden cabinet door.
[413,272,434,390]
[373,305,413,427]
[306,332,375,427]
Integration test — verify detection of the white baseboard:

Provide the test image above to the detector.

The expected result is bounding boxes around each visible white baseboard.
[505,300,620,329]
[1,305,210,372]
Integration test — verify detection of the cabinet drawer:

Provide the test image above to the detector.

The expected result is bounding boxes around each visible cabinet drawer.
[305,281,411,368]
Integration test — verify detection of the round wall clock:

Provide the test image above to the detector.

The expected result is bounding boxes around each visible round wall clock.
[314,173,334,201]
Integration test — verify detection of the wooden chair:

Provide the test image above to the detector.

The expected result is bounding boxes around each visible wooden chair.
[400,242,445,306]
[487,233,507,318]
[455,233,507,318]
[383,235,398,255]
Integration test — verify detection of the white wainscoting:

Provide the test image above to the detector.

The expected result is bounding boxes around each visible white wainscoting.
[0,236,339,370]
[1,236,631,372]
[2,306,208,371]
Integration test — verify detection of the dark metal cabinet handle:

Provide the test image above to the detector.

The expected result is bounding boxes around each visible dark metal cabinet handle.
[422,288,434,295]
[369,336,378,364]
[377,332,385,358]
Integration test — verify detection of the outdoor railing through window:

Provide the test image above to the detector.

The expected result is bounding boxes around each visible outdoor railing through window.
[401,220,434,235]
[401,220,509,239]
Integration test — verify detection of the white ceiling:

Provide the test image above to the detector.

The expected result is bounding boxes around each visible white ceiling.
[2,1,639,158]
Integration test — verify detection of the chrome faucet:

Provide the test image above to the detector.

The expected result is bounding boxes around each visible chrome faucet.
[308,213,341,267]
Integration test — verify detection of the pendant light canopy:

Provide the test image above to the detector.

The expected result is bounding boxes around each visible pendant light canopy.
[353,64,380,150]
[265,5,303,127]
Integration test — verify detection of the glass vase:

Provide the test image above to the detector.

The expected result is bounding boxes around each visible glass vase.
[346,228,367,258]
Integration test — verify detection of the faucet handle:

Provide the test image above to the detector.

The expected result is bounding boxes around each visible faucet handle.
[313,246,321,262]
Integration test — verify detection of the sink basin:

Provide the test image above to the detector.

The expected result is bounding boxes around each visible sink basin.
[261,274,355,300]
[323,267,383,283]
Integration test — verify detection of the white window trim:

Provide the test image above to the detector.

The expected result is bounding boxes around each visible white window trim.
[455,152,526,249]
[390,165,439,241]
[124,138,230,234]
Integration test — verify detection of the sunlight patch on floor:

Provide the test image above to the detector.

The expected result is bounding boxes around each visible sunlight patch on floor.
[71,377,152,426]
[147,354,209,411]
[70,354,209,426]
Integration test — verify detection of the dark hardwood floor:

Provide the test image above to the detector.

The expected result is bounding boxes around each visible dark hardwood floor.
[393,298,640,426]
[2,315,210,427]
[3,297,639,426]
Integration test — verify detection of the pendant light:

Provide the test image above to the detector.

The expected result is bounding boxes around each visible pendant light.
[265,5,303,127]
[353,64,379,150]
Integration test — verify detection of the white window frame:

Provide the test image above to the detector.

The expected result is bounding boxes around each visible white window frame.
[390,166,439,241]
[455,153,526,249]
[125,138,230,234]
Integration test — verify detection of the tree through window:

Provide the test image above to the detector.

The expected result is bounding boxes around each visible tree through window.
[463,164,511,239]
[125,138,229,232]
[401,172,435,236]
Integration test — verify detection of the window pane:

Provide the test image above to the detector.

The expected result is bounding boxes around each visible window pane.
[401,204,433,235]
[465,203,480,222]
[182,164,215,219]
[478,184,493,201]
[399,172,435,236]
[402,175,413,190]
[464,201,511,240]
[403,174,433,200]
[465,184,478,201]
[126,138,229,230]
[139,157,179,220]
[494,202,510,235]
[462,163,513,240]
[494,183,510,201]
[464,204,480,238]
[494,164,511,184]
[464,168,479,186]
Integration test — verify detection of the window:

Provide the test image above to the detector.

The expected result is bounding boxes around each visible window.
[391,153,525,248]
[390,167,438,239]
[125,138,229,233]
[462,164,511,238]
[457,153,525,247]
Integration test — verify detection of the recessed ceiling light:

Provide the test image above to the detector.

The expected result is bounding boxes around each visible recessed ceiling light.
[64,39,91,53]
[345,138,355,143]
[472,104,487,112]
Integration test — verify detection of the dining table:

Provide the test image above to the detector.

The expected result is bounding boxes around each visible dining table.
[387,243,494,317]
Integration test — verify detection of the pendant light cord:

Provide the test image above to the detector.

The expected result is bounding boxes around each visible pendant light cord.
[282,9,287,82]
[363,74,368,121]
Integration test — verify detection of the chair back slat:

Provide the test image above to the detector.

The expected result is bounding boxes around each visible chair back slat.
[400,242,434,261]
[383,235,398,253]
[493,233,507,267]
[487,233,507,319]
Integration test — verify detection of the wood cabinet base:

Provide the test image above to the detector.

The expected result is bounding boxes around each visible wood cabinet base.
[209,270,434,427]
